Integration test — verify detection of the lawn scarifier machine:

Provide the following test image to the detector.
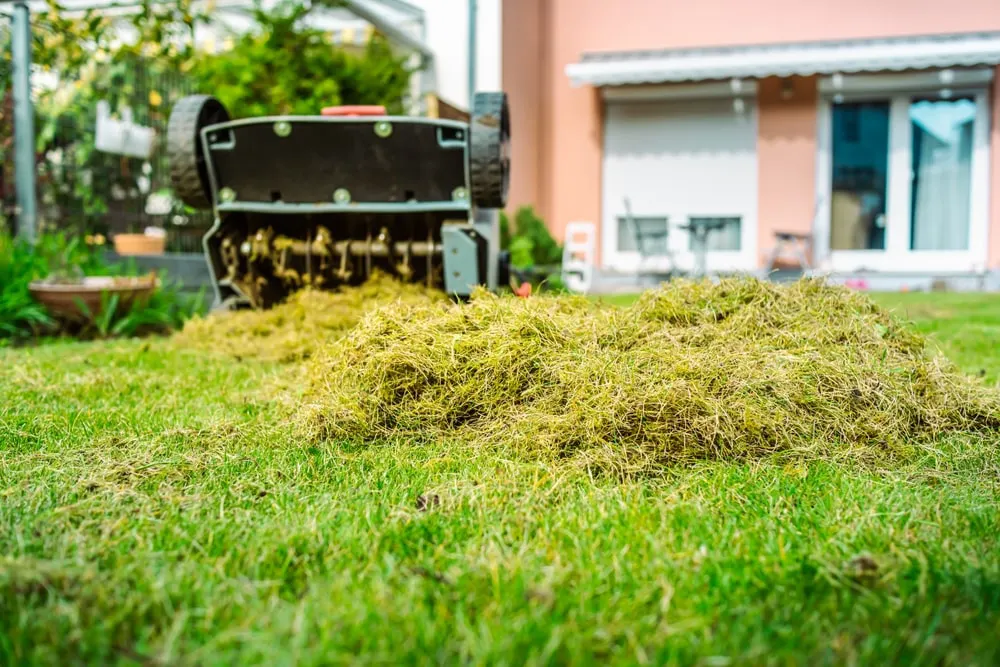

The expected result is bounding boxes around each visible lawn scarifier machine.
[166,93,512,309]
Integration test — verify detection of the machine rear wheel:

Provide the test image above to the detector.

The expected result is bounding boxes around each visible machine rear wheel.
[167,95,230,210]
[469,92,510,209]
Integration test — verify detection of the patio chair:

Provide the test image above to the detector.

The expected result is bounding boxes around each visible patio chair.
[623,197,675,282]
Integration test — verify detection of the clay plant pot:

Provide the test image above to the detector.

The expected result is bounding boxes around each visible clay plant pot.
[29,275,159,322]
[113,233,166,256]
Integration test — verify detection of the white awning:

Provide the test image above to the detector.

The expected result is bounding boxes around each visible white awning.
[566,32,1000,87]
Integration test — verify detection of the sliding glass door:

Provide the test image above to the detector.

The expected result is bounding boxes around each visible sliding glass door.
[830,101,889,252]
[818,87,989,273]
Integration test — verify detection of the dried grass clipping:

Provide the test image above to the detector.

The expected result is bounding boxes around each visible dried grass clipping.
[172,271,445,362]
[298,277,1000,475]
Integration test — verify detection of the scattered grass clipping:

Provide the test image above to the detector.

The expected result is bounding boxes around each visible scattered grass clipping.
[172,271,445,363]
[299,277,1000,475]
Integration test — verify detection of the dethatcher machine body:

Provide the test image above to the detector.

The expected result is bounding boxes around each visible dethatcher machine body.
[165,93,512,309]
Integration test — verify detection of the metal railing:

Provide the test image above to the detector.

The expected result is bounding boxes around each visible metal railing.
[0,11,214,252]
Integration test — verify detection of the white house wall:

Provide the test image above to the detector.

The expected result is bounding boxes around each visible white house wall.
[602,96,759,273]
[409,0,502,107]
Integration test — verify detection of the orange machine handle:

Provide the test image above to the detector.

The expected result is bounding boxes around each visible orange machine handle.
[321,105,387,117]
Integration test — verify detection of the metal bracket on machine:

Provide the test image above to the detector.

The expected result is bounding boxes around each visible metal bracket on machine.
[441,222,488,297]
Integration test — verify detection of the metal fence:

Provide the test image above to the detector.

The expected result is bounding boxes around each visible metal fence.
[0,14,213,253]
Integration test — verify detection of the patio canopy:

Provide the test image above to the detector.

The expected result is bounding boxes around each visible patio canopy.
[565,32,1000,87]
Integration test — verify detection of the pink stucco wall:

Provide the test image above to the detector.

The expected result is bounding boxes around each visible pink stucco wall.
[756,76,819,266]
[503,0,1000,269]
[502,0,548,219]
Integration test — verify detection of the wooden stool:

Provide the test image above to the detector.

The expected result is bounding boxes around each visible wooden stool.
[764,231,813,272]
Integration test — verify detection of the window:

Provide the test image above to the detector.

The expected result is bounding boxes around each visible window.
[686,216,742,251]
[617,216,669,254]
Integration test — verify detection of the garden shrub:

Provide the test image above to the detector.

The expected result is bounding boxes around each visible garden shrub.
[500,206,562,270]
[0,233,54,340]
[190,0,413,118]
[499,206,567,292]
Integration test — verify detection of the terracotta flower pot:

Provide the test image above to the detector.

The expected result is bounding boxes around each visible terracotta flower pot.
[29,275,159,321]
[114,233,166,256]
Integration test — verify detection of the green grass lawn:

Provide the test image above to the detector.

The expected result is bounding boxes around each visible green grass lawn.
[2,290,1000,665]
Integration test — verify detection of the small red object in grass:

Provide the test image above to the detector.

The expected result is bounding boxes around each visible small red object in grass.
[514,282,532,299]
[321,105,387,117]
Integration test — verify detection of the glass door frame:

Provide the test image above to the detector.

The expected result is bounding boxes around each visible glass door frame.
[814,80,992,274]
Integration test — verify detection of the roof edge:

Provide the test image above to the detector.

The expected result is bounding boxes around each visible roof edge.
[567,31,1000,88]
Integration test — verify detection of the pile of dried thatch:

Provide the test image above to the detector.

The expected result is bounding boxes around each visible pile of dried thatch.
[296,278,1000,474]
[172,271,445,363]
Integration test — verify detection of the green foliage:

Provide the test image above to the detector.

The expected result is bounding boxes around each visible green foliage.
[0,228,110,342]
[538,272,568,294]
[190,0,413,117]
[0,229,205,341]
[70,279,207,340]
[501,206,562,270]
[32,48,203,235]
[508,235,534,270]
[499,206,566,293]
[0,234,55,340]
[33,231,108,279]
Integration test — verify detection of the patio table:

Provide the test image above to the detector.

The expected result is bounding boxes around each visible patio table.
[677,218,730,278]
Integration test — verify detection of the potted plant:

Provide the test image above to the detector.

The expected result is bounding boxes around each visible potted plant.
[112,186,175,256]
[30,272,159,322]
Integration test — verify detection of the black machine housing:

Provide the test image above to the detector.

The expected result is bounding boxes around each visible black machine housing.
[166,93,511,309]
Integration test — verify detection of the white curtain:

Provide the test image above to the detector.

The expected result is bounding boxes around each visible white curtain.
[910,106,974,251]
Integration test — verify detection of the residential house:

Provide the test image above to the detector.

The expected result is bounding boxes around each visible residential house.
[502,0,1000,286]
